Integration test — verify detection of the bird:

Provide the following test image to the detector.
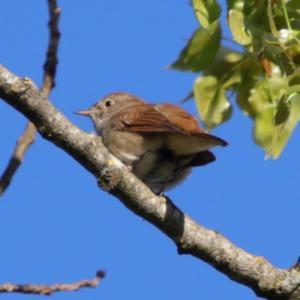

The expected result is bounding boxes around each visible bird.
[76,92,227,193]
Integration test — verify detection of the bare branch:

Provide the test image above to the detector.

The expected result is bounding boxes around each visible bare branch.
[0,271,105,295]
[42,0,61,94]
[0,65,300,299]
[0,0,61,196]
[0,122,36,195]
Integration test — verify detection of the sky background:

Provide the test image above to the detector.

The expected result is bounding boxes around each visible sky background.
[0,1,300,300]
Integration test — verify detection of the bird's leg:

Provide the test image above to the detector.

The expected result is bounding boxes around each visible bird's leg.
[157,153,180,195]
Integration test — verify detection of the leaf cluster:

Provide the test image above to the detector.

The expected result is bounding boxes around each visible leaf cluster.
[171,0,300,158]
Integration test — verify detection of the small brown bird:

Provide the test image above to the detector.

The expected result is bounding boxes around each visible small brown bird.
[76,92,227,193]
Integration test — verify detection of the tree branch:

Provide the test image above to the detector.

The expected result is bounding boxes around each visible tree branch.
[0,65,300,300]
[0,0,61,196]
[0,271,105,295]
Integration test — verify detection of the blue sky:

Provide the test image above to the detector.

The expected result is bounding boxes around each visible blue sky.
[0,1,300,300]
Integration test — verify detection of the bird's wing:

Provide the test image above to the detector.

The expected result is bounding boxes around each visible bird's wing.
[112,103,228,146]
[155,103,228,146]
[111,104,186,133]
[154,103,202,133]
[174,150,216,170]
[188,150,216,167]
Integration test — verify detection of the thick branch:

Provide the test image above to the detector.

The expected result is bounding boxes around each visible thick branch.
[0,65,299,300]
[0,0,61,196]
[0,271,105,295]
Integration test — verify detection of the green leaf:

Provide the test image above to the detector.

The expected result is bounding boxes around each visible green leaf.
[242,75,289,117]
[286,0,300,9]
[254,106,276,154]
[194,75,232,129]
[247,79,271,115]
[267,75,289,101]
[254,94,300,158]
[222,70,242,89]
[288,84,300,94]
[170,21,221,72]
[228,9,252,45]
[192,0,221,28]
[235,58,262,117]
[227,0,244,11]
[274,97,290,126]
[204,46,243,79]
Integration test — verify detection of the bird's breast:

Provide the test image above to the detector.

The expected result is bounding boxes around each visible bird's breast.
[102,130,163,165]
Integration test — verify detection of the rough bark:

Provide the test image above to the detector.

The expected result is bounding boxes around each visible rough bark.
[0,65,300,300]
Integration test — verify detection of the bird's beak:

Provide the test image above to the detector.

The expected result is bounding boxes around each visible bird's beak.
[74,109,94,116]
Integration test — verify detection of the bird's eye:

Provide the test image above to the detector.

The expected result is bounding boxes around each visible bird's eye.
[104,99,113,107]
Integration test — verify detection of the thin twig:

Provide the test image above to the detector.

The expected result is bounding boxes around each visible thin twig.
[0,0,61,196]
[42,0,61,94]
[0,271,105,295]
